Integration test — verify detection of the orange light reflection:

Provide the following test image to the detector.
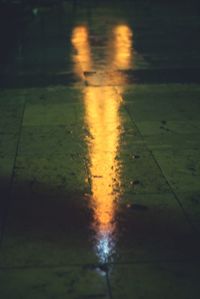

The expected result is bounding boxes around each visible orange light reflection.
[84,87,121,261]
[112,25,133,70]
[71,24,133,263]
[71,25,92,79]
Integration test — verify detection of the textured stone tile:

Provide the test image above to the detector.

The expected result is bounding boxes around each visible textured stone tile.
[121,85,198,101]
[136,120,200,136]
[0,96,25,133]
[12,154,89,199]
[133,120,200,150]
[0,199,97,267]
[119,148,170,194]
[176,192,200,231]
[0,265,109,299]
[114,193,200,262]
[0,158,14,199]
[17,125,87,158]
[25,87,83,105]
[23,88,84,127]
[122,84,200,121]
[152,149,200,192]
[144,133,200,150]
[0,133,18,198]
[23,102,77,126]
[109,262,200,299]
[126,99,186,122]
[0,133,19,159]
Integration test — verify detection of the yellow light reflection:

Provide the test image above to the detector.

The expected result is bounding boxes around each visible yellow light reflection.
[106,24,133,89]
[71,23,133,263]
[71,25,92,79]
[112,25,133,70]
[85,87,120,232]
[84,86,121,262]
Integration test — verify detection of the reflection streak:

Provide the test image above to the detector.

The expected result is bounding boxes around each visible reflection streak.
[112,25,133,70]
[71,25,92,78]
[84,86,121,262]
[71,24,133,263]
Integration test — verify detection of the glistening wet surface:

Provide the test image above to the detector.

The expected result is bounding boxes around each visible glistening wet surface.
[71,23,133,264]
[0,1,200,298]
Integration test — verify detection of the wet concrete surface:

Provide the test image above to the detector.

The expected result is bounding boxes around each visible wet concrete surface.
[0,0,200,298]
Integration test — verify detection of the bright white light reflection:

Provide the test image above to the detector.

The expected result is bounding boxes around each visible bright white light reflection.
[97,233,115,264]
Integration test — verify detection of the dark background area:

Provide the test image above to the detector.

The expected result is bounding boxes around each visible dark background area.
[0,0,200,89]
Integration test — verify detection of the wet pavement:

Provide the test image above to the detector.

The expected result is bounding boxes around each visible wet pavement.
[0,0,200,298]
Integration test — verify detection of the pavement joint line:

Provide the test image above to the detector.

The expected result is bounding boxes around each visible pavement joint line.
[117,191,174,196]
[6,191,177,202]
[0,95,27,248]
[147,150,200,235]
[1,257,200,271]
[113,85,200,235]
[0,263,105,271]
[107,259,200,266]
[106,270,114,299]
[125,106,200,238]
[172,190,200,234]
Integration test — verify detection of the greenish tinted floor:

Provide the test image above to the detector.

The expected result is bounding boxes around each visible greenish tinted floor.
[0,1,200,298]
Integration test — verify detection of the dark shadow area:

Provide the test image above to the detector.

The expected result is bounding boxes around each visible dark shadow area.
[0,1,33,71]
[0,0,75,86]
[0,175,94,265]
[0,174,200,266]
[1,67,200,89]
[116,201,200,262]
[126,68,200,84]
[0,0,200,88]
[84,68,200,86]
[0,72,80,88]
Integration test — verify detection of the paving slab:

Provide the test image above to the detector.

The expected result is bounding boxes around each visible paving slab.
[0,265,109,299]
[25,86,84,104]
[143,133,200,151]
[0,91,25,134]
[0,91,24,203]
[0,133,19,198]
[23,102,78,126]
[135,120,200,137]
[17,125,87,158]
[119,148,170,194]
[118,105,145,151]
[124,84,200,122]
[0,198,97,267]
[152,149,200,193]
[114,193,200,262]
[12,153,89,200]
[176,192,200,231]
[109,261,200,299]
